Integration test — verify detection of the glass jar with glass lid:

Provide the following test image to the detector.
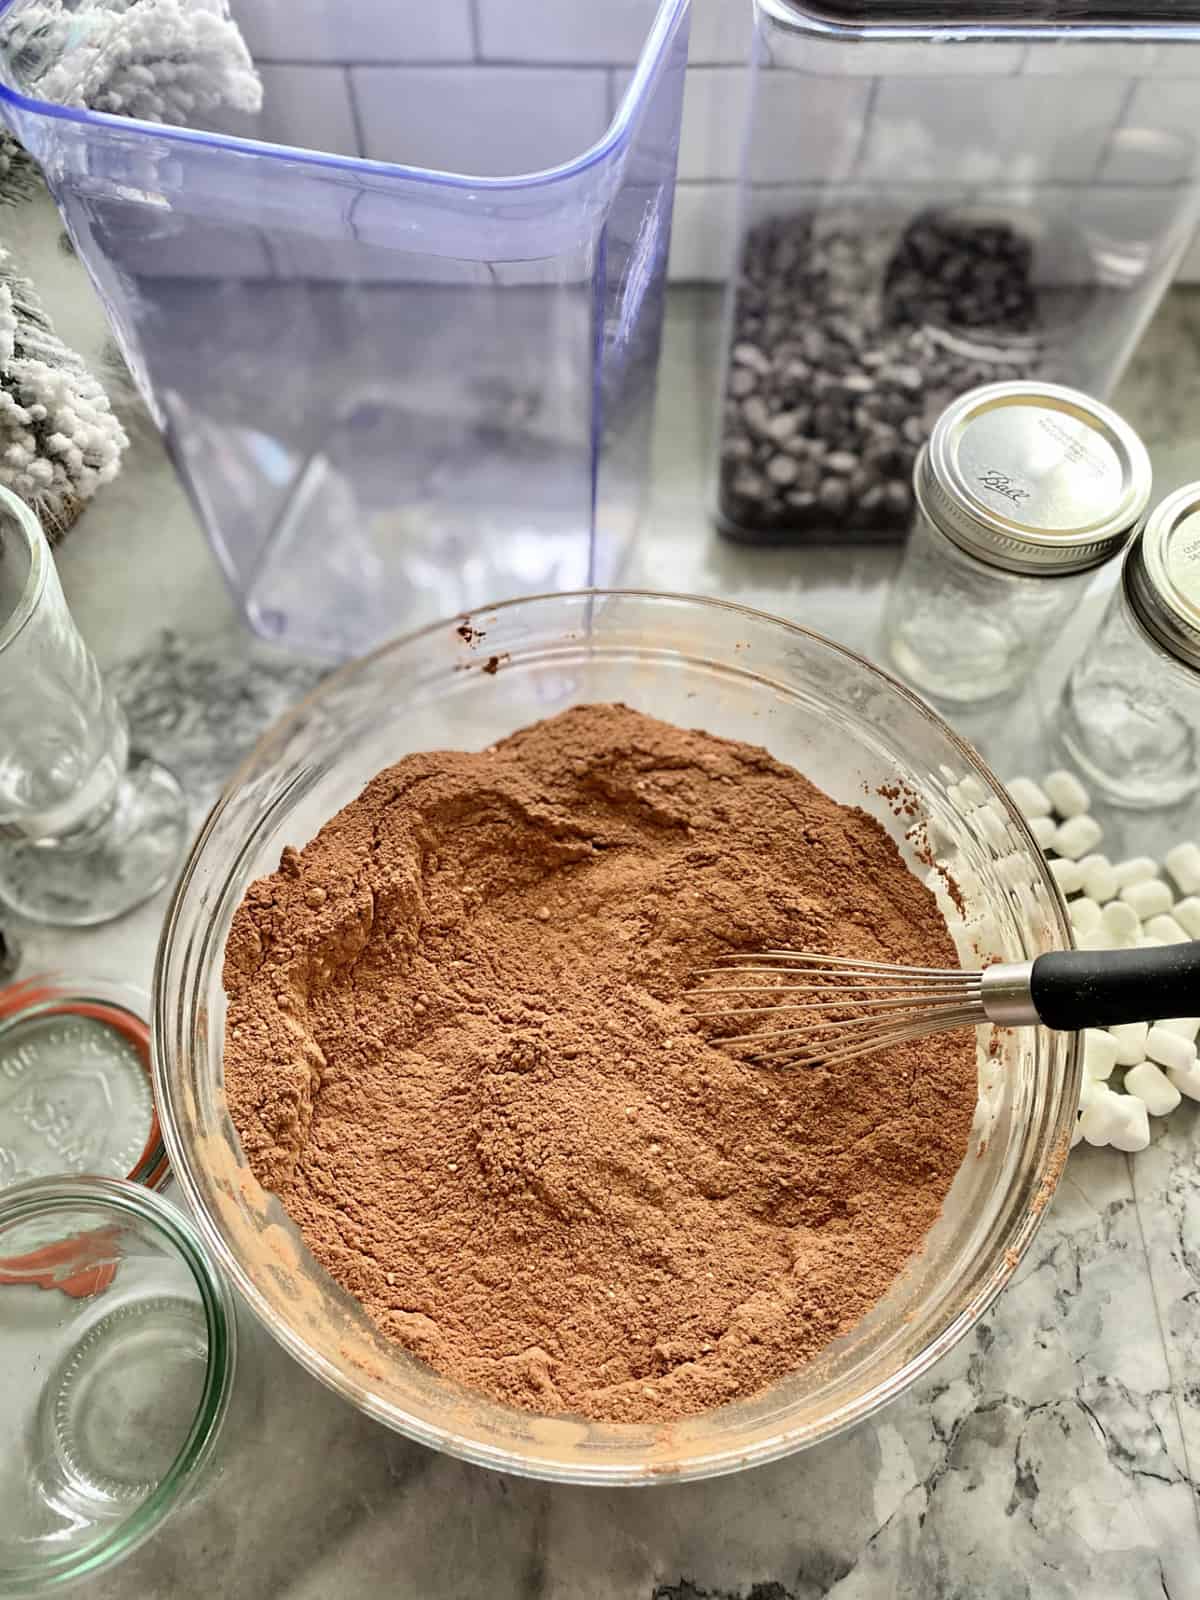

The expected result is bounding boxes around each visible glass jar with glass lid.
[881,380,1151,704]
[1057,481,1200,809]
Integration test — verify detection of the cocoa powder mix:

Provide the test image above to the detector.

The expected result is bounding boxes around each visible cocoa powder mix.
[224,704,976,1424]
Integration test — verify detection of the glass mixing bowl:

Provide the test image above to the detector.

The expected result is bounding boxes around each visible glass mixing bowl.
[153,590,1077,1484]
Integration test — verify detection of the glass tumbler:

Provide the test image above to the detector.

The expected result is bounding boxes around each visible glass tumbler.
[0,486,187,924]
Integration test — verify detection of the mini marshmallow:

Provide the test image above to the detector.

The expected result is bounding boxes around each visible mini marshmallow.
[1165,840,1200,896]
[959,775,988,808]
[1053,814,1103,860]
[1079,1088,1125,1147]
[1144,914,1189,945]
[1078,854,1117,905]
[1110,1021,1149,1066]
[1112,856,1159,890]
[1076,927,1114,951]
[1100,900,1139,943]
[1124,1061,1181,1118]
[1109,1095,1151,1153]
[1172,896,1200,939]
[1069,896,1101,933]
[1007,777,1053,820]
[1119,878,1172,919]
[975,802,1012,852]
[1048,857,1084,896]
[1137,935,1166,949]
[1168,1060,1200,1102]
[1082,1029,1119,1080]
[1079,1074,1105,1110]
[1029,815,1057,849]
[1043,769,1090,818]
[1145,1025,1198,1075]
[1156,1016,1200,1040]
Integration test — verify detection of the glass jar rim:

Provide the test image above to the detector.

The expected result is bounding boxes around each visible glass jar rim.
[0,1175,236,1594]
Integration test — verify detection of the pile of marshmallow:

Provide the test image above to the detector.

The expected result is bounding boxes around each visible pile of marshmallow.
[1005,768,1200,1154]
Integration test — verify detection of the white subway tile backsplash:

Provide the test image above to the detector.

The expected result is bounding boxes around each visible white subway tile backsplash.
[1145,42,1200,77]
[749,70,871,185]
[476,0,654,64]
[1102,80,1200,185]
[350,67,610,176]
[1021,41,1156,76]
[229,0,474,63]
[859,75,1128,185]
[667,182,738,279]
[783,37,1024,76]
[216,63,360,158]
[678,66,750,181]
[689,0,753,66]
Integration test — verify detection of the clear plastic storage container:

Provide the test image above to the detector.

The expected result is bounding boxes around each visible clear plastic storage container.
[716,0,1200,545]
[0,0,689,658]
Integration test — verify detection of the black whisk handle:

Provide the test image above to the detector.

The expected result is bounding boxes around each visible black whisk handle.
[1030,941,1200,1030]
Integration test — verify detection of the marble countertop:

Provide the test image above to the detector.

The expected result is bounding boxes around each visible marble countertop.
[17,253,1200,1598]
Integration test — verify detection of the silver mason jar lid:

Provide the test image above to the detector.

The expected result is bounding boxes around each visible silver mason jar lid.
[1125,481,1200,670]
[917,380,1152,577]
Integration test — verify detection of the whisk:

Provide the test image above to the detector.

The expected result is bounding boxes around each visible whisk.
[689,943,1200,1068]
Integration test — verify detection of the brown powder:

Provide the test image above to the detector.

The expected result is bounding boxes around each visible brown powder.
[223,704,976,1424]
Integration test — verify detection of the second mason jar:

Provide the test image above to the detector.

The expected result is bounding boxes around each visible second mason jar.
[1057,482,1200,810]
[881,381,1151,704]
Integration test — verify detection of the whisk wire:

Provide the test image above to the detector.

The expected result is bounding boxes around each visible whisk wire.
[692,948,988,1067]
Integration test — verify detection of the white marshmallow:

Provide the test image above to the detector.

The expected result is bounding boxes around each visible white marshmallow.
[959,775,988,808]
[1124,1061,1182,1117]
[976,802,1012,852]
[1109,1095,1151,1152]
[1146,1025,1198,1075]
[1007,777,1053,820]
[1029,815,1057,849]
[1076,927,1115,951]
[1053,814,1103,860]
[1165,840,1200,896]
[1171,896,1200,939]
[1112,856,1159,890]
[1078,854,1117,905]
[1048,857,1084,896]
[1155,1016,1200,1040]
[1119,878,1172,919]
[1110,1021,1149,1066]
[1069,896,1101,933]
[1100,900,1139,944]
[1137,935,1166,949]
[1144,914,1189,945]
[1079,1088,1124,1146]
[1082,1029,1119,1080]
[1043,769,1090,818]
[1168,1060,1200,1102]
[1079,1074,1105,1110]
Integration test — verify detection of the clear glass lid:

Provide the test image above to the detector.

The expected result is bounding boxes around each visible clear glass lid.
[0,977,168,1192]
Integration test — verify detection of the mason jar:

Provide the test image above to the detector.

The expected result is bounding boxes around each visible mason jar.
[881,381,1151,704]
[1057,482,1200,809]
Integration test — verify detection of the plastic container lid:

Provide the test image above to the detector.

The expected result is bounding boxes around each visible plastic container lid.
[917,380,1152,577]
[0,1176,235,1594]
[0,979,167,1193]
[1125,480,1200,671]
